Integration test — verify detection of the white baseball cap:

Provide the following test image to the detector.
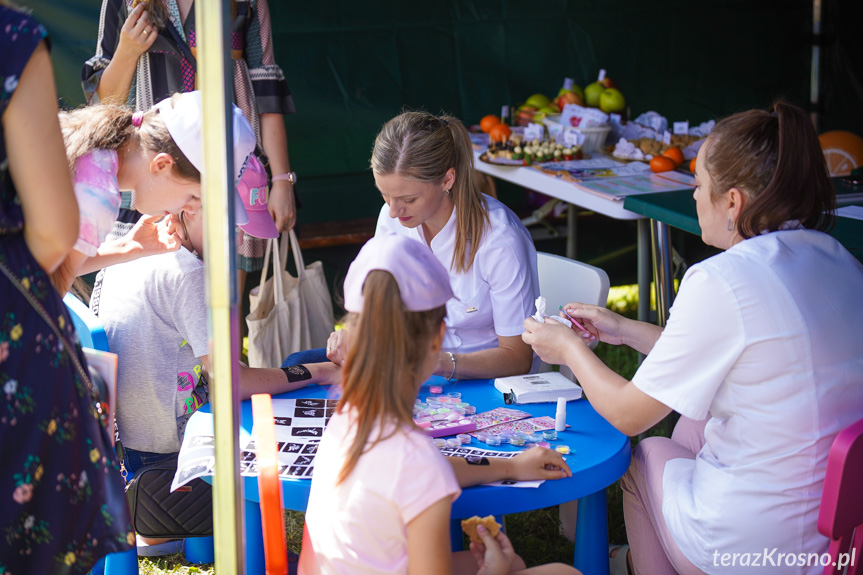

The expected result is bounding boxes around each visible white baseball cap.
[343,234,453,313]
[155,91,254,226]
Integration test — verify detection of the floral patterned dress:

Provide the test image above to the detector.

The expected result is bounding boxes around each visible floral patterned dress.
[0,7,134,573]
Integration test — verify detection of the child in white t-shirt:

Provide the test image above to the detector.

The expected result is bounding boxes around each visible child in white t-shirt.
[303,234,579,575]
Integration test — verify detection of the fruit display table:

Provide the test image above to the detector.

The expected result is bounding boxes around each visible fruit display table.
[474,149,665,323]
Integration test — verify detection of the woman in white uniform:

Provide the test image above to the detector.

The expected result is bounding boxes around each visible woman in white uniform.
[325,111,538,380]
[523,100,863,575]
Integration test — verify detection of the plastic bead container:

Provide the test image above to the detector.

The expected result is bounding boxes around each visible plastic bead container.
[542,430,558,441]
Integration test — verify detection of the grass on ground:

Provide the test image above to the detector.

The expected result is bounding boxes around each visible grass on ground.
[130,287,653,573]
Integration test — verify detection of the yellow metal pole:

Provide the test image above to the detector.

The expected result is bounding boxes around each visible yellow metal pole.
[196,1,245,572]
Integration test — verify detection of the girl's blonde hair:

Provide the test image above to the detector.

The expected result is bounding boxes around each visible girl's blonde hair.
[371,111,489,273]
[59,95,198,182]
[336,270,446,485]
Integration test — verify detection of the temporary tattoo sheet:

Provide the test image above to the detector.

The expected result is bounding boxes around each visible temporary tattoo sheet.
[469,416,557,439]
[438,445,544,488]
[469,407,531,431]
[173,398,338,490]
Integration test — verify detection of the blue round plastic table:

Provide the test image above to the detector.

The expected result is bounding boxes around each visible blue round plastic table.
[188,376,631,574]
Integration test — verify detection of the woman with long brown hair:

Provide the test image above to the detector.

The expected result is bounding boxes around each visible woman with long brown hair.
[523,100,863,574]
[304,233,577,575]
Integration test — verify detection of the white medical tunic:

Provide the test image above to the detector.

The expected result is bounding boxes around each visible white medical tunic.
[633,229,863,573]
[376,194,539,354]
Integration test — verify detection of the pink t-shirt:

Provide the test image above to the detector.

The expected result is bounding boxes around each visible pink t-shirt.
[73,149,121,257]
[305,409,461,574]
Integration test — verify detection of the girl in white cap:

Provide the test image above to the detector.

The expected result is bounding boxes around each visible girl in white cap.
[52,91,253,295]
[303,234,578,575]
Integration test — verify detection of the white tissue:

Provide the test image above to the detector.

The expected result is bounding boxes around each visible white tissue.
[532,296,572,328]
[532,296,546,323]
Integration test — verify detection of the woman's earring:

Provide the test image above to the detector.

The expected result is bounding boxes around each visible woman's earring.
[727,218,735,231]
[444,189,451,195]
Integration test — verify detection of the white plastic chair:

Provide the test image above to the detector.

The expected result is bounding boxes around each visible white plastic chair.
[535,251,610,369]
[535,252,610,541]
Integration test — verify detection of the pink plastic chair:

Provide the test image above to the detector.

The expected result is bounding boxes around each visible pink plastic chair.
[818,417,863,575]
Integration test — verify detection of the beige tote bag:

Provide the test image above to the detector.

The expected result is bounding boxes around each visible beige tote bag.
[246,230,335,368]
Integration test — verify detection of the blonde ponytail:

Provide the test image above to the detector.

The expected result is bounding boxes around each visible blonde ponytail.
[336,271,446,485]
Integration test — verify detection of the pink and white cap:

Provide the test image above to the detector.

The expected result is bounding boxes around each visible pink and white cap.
[154,91,254,226]
[343,234,453,313]
[235,155,279,239]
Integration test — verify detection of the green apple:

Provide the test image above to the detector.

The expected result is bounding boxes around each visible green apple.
[599,88,626,113]
[584,82,604,108]
[525,93,551,109]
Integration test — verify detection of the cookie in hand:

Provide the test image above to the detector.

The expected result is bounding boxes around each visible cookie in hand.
[460,515,501,544]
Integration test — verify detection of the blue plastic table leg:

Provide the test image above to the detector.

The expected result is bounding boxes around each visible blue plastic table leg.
[103,548,139,574]
[88,555,106,575]
[573,489,609,575]
[244,497,266,574]
[450,520,464,552]
[185,536,215,564]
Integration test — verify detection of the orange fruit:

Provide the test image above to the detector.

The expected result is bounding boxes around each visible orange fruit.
[818,130,863,176]
[489,123,512,143]
[480,115,502,133]
[650,156,677,173]
[662,147,684,166]
[689,157,697,173]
